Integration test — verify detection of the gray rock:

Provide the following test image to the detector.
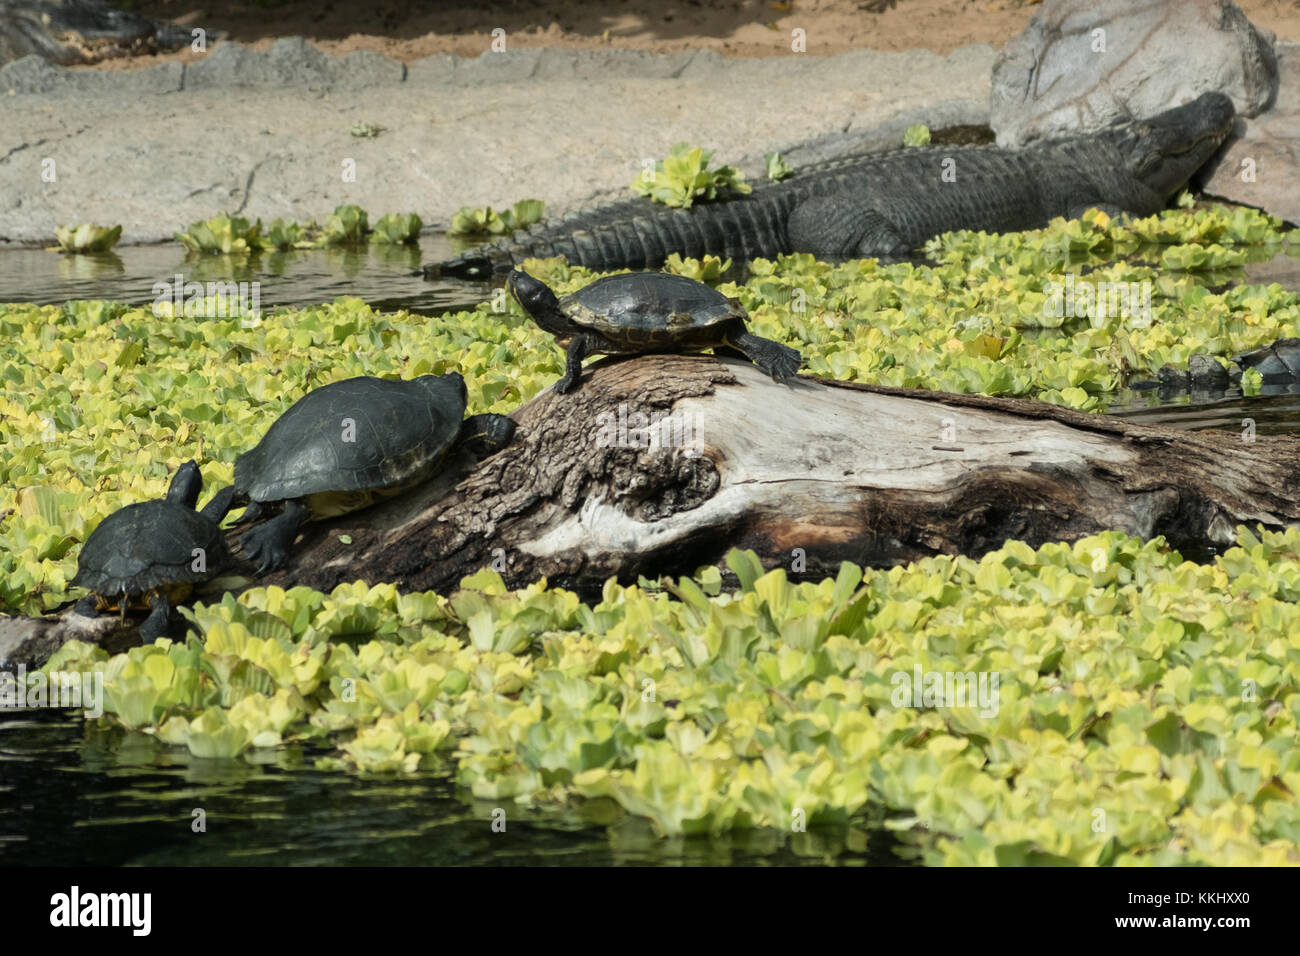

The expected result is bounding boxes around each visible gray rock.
[992,0,1278,146]
[329,49,406,89]
[1201,41,1300,224]
[532,48,697,81]
[676,49,725,79]
[405,53,458,87]
[186,38,337,89]
[0,54,182,96]
[454,49,541,85]
[0,41,994,244]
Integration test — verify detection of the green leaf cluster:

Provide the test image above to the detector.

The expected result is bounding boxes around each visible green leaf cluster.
[449,199,546,238]
[54,224,122,253]
[630,143,752,208]
[176,206,422,254]
[35,528,1300,863]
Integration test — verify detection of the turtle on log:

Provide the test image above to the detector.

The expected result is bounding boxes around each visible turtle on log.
[229,372,515,574]
[71,460,235,643]
[507,269,803,394]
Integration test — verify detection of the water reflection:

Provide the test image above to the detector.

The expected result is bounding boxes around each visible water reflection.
[0,237,488,317]
[0,710,903,866]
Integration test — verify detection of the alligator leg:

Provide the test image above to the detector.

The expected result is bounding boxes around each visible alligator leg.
[241,498,309,575]
[139,591,172,644]
[460,414,518,458]
[555,335,593,394]
[726,332,803,384]
[787,196,911,260]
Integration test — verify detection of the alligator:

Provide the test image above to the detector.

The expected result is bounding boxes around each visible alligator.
[0,0,193,68]
[1132,338,1300,400]
[424,92,1237,280]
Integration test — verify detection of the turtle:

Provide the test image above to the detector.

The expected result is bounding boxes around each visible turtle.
[506,269,803,393]
[229,372,515,574]
[71,460,235,643]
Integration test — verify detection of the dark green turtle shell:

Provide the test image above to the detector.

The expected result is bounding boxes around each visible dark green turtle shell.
[1234,338,1300,378]
[72,500,229,597]
[561,272,746,347]
[233,373,468,504]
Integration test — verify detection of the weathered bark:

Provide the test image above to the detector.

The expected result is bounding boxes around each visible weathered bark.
[7,353,1300,667]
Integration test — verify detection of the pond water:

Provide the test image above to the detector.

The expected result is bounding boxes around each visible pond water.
[0,235,486,317]
[0,709,898,866]
[1,237,1298,865]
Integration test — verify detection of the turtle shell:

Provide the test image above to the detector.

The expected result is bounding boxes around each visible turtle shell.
[1234,338,1300,379]
[234,373,468,505]
[562,272,746,348]
[72,500,230,597]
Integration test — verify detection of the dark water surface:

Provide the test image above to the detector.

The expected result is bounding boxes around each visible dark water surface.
[0,710,899,866]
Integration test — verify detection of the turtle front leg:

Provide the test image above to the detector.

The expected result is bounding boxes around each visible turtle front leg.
[241,498,309,575]
[555,335,592,394]
[460,414,517,459]
[727,331,803,384]
[199,484,240,524]
[139,591,173,644]
[72,594,103,619]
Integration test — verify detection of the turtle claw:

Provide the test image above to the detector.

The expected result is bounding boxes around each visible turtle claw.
[732,332,803,385]
[241,526,289,576]
[240,498,308,576]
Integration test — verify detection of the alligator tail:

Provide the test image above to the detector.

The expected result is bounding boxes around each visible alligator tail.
[426,192,799,279]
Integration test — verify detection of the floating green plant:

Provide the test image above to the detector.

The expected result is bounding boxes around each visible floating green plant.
[54,223,122,253]
[630,143,751,208]
[34,528,1300,864]
[764,151,794,182]
[903,124,932,148]
[175,215,264,255]
[369,212,423,245]
[449,199,545,238]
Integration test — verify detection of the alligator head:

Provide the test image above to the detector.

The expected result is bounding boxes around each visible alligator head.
[0,0,195,67]
[1099,92,1237,202]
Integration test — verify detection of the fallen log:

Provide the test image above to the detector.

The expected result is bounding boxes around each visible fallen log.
[6,353,1300,667]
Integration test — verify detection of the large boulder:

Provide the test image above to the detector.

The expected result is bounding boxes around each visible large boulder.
[1200,41,1300,225]
[991,0,1278,147]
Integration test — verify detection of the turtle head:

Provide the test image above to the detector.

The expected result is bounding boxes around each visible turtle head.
[166,460,203,510]
[507,270,580,338]
[1100,92,1236,201]
[414,371,468,410]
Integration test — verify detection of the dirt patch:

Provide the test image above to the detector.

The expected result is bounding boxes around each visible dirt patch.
[88,0,1300,70]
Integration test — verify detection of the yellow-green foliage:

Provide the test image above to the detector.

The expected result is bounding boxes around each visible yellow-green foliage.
[1,206,1296,615]
[54,224,122,254]
[38,529,1300,865]
[631,143,751,208]
[3,205,1300,863]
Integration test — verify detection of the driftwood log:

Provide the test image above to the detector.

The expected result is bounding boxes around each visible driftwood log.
[6,354,1300,667]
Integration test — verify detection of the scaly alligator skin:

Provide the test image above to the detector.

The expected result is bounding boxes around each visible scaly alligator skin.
[425,93,1236,280]
[0,0,193,68]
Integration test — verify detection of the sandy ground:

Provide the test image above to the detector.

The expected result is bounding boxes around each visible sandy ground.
[90,0,1300,68]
